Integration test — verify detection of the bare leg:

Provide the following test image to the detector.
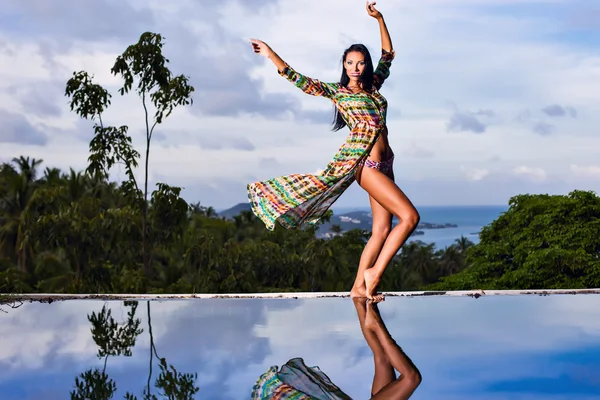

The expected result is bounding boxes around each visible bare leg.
[356,166,420,302]
[352,297,396,395]
[350,195,392,299]
[365,302,422,399]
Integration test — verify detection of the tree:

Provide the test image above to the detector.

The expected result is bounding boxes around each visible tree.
[331,224,343,234]
[65,32,195,279]
[0,157,42,272]
[71,301,143,400]
[4,156,540,295]
[70,301,199,399]
[427,190,600,290]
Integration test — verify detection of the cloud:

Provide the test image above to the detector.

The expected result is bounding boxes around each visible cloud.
[6,82,64,118]
[567,5,600,29]
[137,2,310,123]
[570,164,600,178]
[193,79,300,120]
[150,174,255,209]
[402,141,434,158]
[460,165,490,181]
[259,157,282,169]
[541,104,577,118]
[198,135,255,151]
[516,109,531,123]
[473,109,495,118]
[447,109,492,134]
[296,109,335,125]
[532,122,555,135]
[2,0,600,209]
[513,165,547,182]
[2,0,156,42]
[0,109,47,145]
[1,0,308,130]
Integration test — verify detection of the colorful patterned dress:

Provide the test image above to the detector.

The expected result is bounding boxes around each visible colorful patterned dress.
[251,357,352,400]
[248,49,395,230]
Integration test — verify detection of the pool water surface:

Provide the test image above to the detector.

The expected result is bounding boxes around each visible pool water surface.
[1,294,599,399]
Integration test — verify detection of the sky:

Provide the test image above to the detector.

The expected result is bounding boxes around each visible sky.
[1,295,600,399]
[1,0,599,210]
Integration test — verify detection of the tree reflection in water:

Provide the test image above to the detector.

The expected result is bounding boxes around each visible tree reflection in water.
[70,300,199,400]
[252,298,421,399]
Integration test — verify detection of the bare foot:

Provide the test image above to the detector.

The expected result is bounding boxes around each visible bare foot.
[364,268,384,303]
[350,284,367,298]
[364,300,380,331]
[351,284,383,299]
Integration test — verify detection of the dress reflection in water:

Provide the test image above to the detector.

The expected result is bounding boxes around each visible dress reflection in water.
[251,357,351,400]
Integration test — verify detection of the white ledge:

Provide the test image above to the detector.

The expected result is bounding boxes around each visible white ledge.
[2,288,600,303]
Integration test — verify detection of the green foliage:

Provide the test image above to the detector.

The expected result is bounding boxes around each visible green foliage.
[71,369,117,400]
[0,155,475,294]
[150,183,189,243]
[65,71,112,119]
[111,32,194,124]
[65,31,195,282]
[89,301,143,359]
[140,358,199,400]
[427,190,600,290]
[3,153,599,293]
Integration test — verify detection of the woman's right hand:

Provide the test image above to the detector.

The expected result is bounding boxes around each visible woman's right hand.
[366,1,383,20]
[249,39,272,58]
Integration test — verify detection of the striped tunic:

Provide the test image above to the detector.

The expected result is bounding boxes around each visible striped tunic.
[251,357,351,400]
[248,49,395,230]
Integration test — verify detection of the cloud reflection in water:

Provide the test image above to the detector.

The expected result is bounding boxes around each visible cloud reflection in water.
[0,295,599,399]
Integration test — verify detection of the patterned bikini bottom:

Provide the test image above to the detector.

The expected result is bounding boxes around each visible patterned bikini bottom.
[361,155,395,174]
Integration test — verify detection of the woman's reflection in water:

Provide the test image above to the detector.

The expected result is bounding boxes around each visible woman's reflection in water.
[353,297,422,399]
[252,298,421,399]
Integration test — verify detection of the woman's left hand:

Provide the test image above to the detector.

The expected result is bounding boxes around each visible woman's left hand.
[366,1,382,19]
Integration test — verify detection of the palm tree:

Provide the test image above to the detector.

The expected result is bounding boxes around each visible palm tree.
[399,241,437,285]
[0,157,43,272]
[40,167,62,186]
[438,245,464,276]
[331,224,343,234]
[455,236,474,254]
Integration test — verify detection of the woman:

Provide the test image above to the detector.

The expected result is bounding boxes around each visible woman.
[247,1,420,302]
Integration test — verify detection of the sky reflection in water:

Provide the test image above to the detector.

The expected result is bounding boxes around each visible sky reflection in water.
[1,294,599,399]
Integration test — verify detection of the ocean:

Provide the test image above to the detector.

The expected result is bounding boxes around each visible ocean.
[331,205,508,250]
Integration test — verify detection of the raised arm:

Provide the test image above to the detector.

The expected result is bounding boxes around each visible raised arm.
[368,1,392,52]
[250,38,338,99]
[366,2,395,89]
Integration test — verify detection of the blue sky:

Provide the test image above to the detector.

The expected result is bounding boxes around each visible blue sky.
[0,0,599,209]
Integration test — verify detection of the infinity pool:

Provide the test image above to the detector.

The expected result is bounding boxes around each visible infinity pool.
[1,294,599,399]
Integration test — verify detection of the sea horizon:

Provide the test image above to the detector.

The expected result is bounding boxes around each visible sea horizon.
[330,203,508,214]
[216,202,509,214]
[214,203,508,249]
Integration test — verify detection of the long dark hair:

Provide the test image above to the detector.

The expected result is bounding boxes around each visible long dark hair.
[332,44,375,131]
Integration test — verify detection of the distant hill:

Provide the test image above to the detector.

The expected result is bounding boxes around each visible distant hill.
[218,203,457,238]
[219,202,252,219]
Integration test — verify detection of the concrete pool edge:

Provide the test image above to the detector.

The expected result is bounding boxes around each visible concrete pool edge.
[2,288,600,304]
